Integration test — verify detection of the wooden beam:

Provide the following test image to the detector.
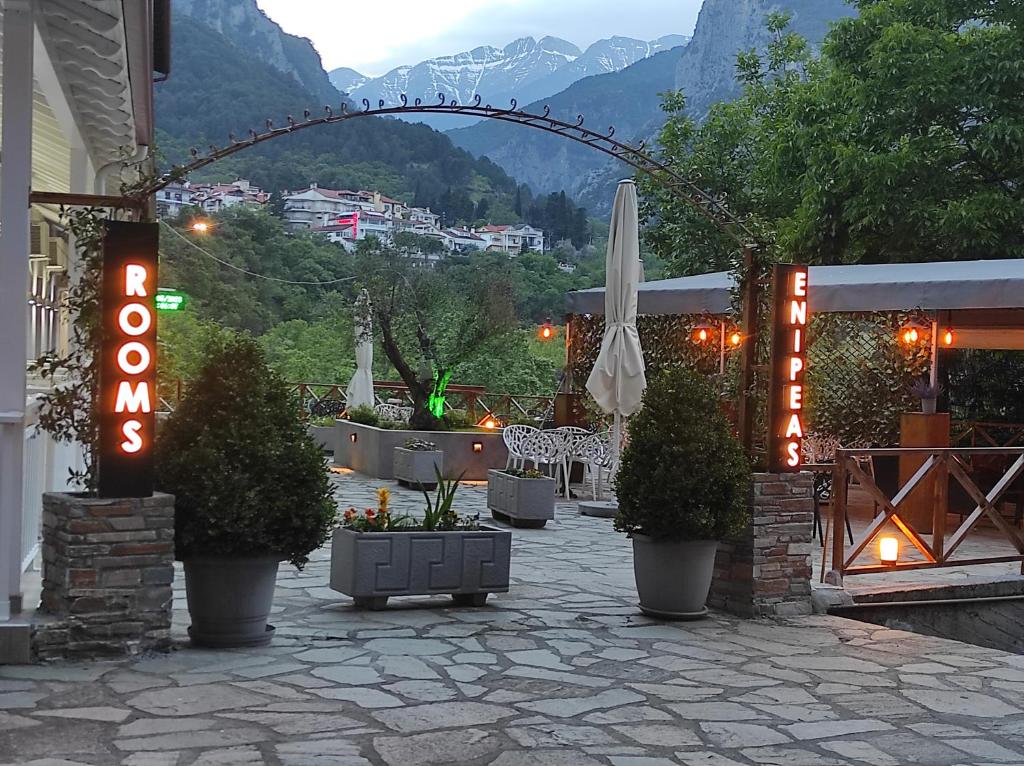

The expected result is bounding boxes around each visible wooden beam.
[30,191,143,209]
[736,245,759,460]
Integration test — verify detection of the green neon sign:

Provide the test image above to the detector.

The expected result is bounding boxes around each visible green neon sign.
[155,288,189,312]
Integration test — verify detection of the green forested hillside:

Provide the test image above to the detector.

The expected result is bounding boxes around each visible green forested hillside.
[156,15,571,231]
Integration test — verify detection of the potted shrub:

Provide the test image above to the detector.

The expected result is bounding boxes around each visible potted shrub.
[331,474,512,609]
[393,437,444,489]
[487,468,555,528]
[614,367,750,620]
[156,334,335,647]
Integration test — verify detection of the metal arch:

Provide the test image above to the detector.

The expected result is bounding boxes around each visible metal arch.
[142,94,756,247]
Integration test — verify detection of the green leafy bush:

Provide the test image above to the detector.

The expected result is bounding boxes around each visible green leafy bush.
[347,405,379,427]
[156,334,336,568]
[614,367,751,542]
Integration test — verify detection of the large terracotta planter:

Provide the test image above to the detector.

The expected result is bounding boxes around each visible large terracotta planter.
[330,526,512,609]
[631,536,718,620]
[487,469,555,528]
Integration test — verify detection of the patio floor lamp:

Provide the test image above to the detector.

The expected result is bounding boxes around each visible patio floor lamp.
[586,180,647,467]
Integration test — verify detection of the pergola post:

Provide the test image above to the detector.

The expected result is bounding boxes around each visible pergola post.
[0,0,35,621]
[737,245,760,459]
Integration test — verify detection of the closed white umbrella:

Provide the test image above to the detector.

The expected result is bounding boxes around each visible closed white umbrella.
[346,290,375,411]
[586,180,646,469]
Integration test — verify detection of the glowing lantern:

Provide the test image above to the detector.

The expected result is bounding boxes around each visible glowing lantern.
[482,417,498,430]
[879,536,900,564]
[692,324,713,344]
[729,331,743,348]
[191,220,210,234]
[538,322,556,341]
[899,320,929,345]
[942,328,955,347]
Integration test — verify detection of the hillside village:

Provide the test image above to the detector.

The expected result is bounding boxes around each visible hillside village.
[156,178,556,264]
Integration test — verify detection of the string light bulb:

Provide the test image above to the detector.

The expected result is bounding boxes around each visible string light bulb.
[942,328,955,347]
[692,324,713,344]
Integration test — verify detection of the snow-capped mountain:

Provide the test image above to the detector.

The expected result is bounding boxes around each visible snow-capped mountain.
[328,67,369,95]
[526,34,689,105]
[330,34,688,129]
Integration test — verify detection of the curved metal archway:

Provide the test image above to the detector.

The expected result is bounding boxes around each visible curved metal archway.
[144,93,756,248]
[144,92,763,453]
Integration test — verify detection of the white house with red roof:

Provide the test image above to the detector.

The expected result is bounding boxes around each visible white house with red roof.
[477,223,545,255]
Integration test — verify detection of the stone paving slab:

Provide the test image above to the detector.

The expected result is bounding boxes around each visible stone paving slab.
[3,472,1024,765]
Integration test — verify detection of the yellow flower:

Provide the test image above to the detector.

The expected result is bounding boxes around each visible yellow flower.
[377,487,391,513]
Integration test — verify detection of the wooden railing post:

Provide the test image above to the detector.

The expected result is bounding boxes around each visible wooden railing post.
[826,452,849,586]
[932,451,948,563]
[467,393,478,423]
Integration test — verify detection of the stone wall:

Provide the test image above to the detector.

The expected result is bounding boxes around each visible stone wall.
[35,492,175,660]
[708,472,814,618]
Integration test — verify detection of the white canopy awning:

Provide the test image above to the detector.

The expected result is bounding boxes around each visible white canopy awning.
[566,259,1024,316]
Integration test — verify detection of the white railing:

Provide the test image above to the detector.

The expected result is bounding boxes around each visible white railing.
[21,392,84,573]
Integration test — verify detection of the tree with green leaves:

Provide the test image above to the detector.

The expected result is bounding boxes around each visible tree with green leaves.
[643,1,1024,272]
[354,239,517,429]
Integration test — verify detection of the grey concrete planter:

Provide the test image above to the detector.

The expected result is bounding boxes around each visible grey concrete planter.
[183,556,280,647]
[330,526,512,609]
[487,469,555,528]
[632,536,718,620]
[307,424,335,452]
[393,447,444,489]
[334,421,508,480]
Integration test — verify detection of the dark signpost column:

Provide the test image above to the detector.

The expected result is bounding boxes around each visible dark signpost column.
[37,220,175,659]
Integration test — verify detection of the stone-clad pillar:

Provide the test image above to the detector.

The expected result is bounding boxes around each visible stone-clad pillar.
[35,492,175,660]
[708,472,814,618]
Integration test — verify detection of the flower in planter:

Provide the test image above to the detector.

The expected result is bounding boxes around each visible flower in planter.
[340,469,482,533]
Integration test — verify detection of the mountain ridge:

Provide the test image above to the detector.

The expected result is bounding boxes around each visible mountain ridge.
[173,0,340,104]
[331,33,689,130]
[450,0,855,214]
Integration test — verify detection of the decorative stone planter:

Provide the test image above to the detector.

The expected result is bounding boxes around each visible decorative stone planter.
[330,526,512,609]
[393,447,444,489]
[487,469,555,528]
[307,424,335,452]
[334,421,507,480]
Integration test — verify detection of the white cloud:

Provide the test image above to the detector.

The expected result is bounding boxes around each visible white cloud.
[256,0,701,76]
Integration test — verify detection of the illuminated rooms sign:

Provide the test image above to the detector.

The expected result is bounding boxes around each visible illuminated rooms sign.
[99,222,159,498]
[766,264,809,472]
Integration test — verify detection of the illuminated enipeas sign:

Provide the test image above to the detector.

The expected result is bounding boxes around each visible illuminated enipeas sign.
[99,222,159,498]
[766,264,810,472]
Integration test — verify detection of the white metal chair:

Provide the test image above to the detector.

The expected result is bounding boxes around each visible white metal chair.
[579,431,618,501]
[502,424,538,470]
[375,402,412,424]
[520,429,561,476]
[551,426,592,499]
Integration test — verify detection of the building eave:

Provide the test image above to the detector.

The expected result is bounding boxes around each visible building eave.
[34,0,153,170]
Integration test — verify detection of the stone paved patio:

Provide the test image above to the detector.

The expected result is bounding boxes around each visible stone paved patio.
[3,470,1024,765]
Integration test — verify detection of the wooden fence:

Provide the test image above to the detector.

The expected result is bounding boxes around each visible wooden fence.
[825,447,1024,584]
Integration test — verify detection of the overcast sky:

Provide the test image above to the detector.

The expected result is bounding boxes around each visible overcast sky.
[256,0,703,77]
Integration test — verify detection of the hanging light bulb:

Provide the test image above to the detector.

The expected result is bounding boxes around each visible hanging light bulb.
[729,331,743,348]
[942,328,955,347]
[899,320,928,346]
[692,324,713,344]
